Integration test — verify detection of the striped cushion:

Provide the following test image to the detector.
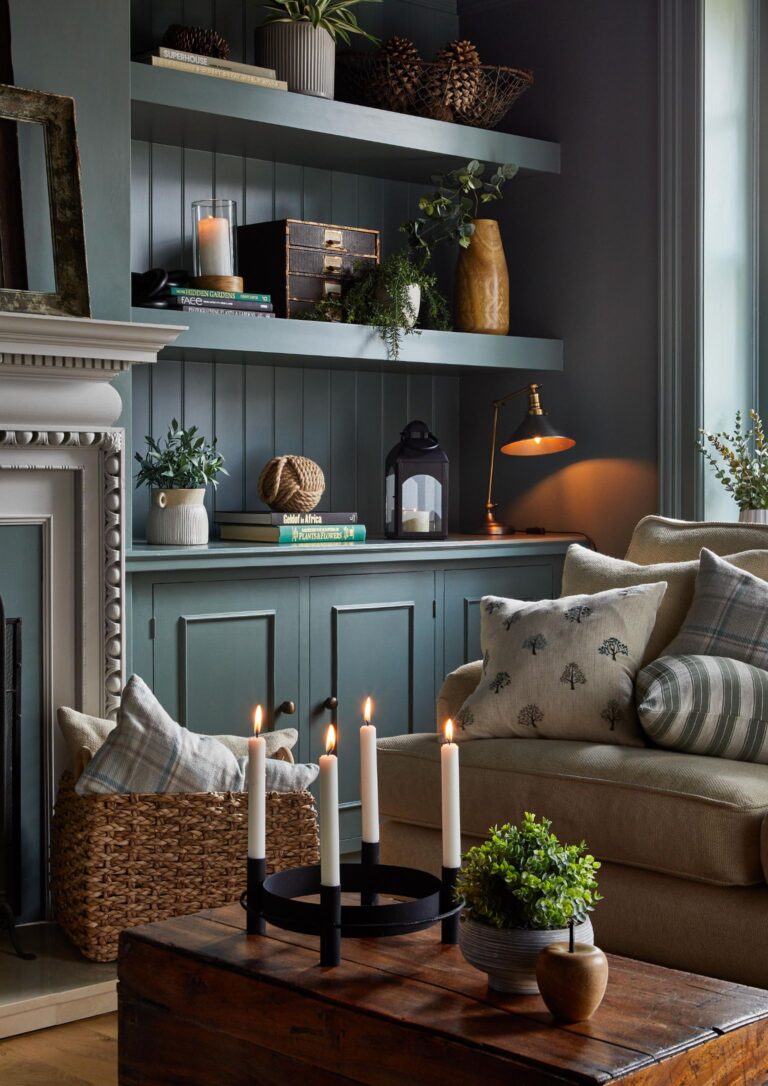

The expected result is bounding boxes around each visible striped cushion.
[663,548,768,666]
[637,655,768,764]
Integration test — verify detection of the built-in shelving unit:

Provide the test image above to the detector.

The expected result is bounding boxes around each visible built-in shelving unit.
[130,63,561,183]
[131,306,563,374]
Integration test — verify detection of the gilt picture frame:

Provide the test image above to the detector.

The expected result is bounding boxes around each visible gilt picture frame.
[0,83,90,317]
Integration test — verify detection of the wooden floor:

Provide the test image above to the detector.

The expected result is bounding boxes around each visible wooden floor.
[0,1013,117,1086]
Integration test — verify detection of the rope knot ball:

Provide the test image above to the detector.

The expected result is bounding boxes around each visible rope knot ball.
[257,455,326,513]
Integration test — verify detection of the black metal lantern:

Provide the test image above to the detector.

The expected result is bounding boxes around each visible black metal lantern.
[385,420,449,540]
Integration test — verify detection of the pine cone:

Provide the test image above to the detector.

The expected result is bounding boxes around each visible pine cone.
[162,24,231,60]
[430,39,482,120]
[370,37,422,112]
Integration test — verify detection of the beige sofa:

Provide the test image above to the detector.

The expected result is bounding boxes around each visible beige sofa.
[378,517,768,988]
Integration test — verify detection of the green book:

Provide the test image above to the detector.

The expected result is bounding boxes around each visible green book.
[219,524,366,544]
[169,286,271,303]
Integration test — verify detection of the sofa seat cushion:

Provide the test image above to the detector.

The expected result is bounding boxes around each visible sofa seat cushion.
[377,733,768,886]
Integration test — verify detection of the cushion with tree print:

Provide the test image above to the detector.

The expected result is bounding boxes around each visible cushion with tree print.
[453,583,667,746]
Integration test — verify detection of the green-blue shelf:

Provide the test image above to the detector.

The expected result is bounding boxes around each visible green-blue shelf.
[130,62,561,184]
[131,307,563,374]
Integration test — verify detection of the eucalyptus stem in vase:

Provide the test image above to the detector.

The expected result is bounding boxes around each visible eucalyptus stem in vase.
[698,409,768,522]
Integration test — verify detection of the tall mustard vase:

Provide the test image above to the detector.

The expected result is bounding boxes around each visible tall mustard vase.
[256,22,336,99]
[454,218,509,335]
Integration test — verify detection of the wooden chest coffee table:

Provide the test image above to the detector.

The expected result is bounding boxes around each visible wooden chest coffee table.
[118,904,768,1085]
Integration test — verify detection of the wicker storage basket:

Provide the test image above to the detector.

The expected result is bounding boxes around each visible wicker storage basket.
[50,774,319,961]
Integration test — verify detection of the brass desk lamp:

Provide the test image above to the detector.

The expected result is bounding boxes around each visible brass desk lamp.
[482,382,575,535]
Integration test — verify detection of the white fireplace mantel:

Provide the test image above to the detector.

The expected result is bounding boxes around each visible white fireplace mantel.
[0,311,185,429]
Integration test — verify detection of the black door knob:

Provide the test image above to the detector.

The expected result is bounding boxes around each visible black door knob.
[323,696,338,711]
[278,700,296,715]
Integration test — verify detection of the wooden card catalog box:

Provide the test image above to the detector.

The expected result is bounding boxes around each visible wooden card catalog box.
[237,219,380,318]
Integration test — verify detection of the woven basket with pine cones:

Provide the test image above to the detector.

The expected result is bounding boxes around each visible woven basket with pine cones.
[162,24,231,60]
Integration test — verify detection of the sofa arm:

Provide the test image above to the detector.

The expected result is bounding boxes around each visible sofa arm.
[436,661,482,725]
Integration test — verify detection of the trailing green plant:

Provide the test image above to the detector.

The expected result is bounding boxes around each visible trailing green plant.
[698,409,768,510]
[262,0,381,45]
[402,159,518,262]
[455,812,602,931]
[135,419,228,490]
[305,250,450,360]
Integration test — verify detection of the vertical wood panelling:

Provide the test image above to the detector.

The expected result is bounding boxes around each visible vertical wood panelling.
[182,148,214,269]
[183,360,216,521]
[214,364,245,510]
[356,371,384,527]
[132,363,152,539]
[330,370,357,513]
[302,369,332,510]
[244,365,275,509]
[273,368,304,455]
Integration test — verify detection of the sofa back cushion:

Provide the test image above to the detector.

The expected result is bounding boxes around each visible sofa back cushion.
[563,545,768,666]
[625,515,768,564]
[453,582,666,746]
[637,654,768,765]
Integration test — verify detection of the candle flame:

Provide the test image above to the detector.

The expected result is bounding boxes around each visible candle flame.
[444,719,454,743]
[325,723,337,755]
[253,705,263,735]
[363,696,373,724]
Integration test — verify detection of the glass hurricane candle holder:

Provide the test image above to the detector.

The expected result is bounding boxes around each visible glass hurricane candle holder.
[191,198,242,291]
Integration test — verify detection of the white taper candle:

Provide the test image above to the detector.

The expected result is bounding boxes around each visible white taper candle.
[441,718,461,869]
[248,705,266,860]
[319,724,341,886]
[360,696,379,845]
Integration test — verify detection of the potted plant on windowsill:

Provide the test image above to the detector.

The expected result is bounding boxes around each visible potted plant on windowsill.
[257,0,380,100]
[136,419,228,546]
[698,409,768,523]
[455,812,601,994]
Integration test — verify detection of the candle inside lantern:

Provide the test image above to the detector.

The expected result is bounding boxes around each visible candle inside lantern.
[197,214,232,277]
[441,718,461,869]
[248,705,266,860]
[360,696,379,845]
[320,724,340,886]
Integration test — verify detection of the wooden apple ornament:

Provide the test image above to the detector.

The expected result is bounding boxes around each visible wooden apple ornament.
[535,921,609,1023]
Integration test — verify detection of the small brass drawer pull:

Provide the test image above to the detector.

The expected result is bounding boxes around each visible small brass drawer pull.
[278,700,296,715]
[323,255,343,273]
[323,696,338,711]
[323,280,343,297]
[323,228,343,248]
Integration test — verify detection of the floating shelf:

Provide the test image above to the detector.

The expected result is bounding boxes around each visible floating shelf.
[131,307,563,374]
[130,63,561,183]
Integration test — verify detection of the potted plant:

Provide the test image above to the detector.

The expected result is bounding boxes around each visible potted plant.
[257,0,380,100]
[698,409,768,523]
[402,159,518,335]
[136,419,228,546]
[306,250,450,360]
[455,812,601,994]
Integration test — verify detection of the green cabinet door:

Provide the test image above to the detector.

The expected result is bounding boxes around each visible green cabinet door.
[443,562,557,675]
[151,578,301,739]
[309,570,436,849]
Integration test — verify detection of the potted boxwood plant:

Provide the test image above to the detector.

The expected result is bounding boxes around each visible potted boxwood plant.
[136,419,227,546]
[402,159,518,335]
[257,0,380,100]
[455,812,601,994]
[698,409,768,523]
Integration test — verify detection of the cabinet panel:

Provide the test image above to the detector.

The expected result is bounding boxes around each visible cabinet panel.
[152,578,300,737]
[444,564,556,675]
[309,571,435,847]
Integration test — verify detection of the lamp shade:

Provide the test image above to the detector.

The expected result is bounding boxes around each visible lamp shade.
[499,412,575,457]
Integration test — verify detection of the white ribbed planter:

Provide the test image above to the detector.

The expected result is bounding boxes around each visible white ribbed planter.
[374,282,422,329]
[739,508,768,524]
[256,23,335,99]
[147,488,209,546]
[459,916,595,994]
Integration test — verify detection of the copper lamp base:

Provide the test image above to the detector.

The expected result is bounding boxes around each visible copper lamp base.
[480,508,516,536]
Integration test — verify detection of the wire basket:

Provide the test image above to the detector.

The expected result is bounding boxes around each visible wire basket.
[336,55,533,129]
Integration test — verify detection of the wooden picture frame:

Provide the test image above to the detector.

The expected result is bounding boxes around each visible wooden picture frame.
[0,84,90,317]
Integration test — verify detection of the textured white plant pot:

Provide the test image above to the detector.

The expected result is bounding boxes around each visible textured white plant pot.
[374,282,422,328]
[739,508,768,524]
[147,488,209,546]
[256,22,335,99]
[459,916,595,994]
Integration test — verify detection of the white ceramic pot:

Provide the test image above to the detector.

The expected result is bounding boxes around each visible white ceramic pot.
[147,488,209,546]
[374,282,421,329]
[459,916,595,994]
[256,22,335,99]
[739,508,768,524]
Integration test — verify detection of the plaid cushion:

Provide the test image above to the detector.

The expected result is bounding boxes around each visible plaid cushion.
[76,675,246,795]
[664,549,768,667]
[637,655,768,764]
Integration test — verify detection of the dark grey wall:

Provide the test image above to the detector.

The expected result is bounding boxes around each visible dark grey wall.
[457,0,659,556]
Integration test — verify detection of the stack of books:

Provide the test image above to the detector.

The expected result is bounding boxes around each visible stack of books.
[166,287,276,320]
[215,511,366,545]
[139,47,288,91]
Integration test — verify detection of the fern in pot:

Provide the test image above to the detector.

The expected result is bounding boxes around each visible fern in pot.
[257,0,380,100]
[456,813,601,994]
[136,420,227,547]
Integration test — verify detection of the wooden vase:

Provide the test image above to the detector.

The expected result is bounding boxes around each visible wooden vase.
[536,942,609,1022]
[454,218,509,335]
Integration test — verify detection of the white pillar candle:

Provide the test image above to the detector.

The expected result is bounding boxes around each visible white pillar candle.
[248,705,266,860]
[320,724,341,886]
[360,696,379,845]
[403,510,430,533]
[441,718,461,869]
[198,215,232,276]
